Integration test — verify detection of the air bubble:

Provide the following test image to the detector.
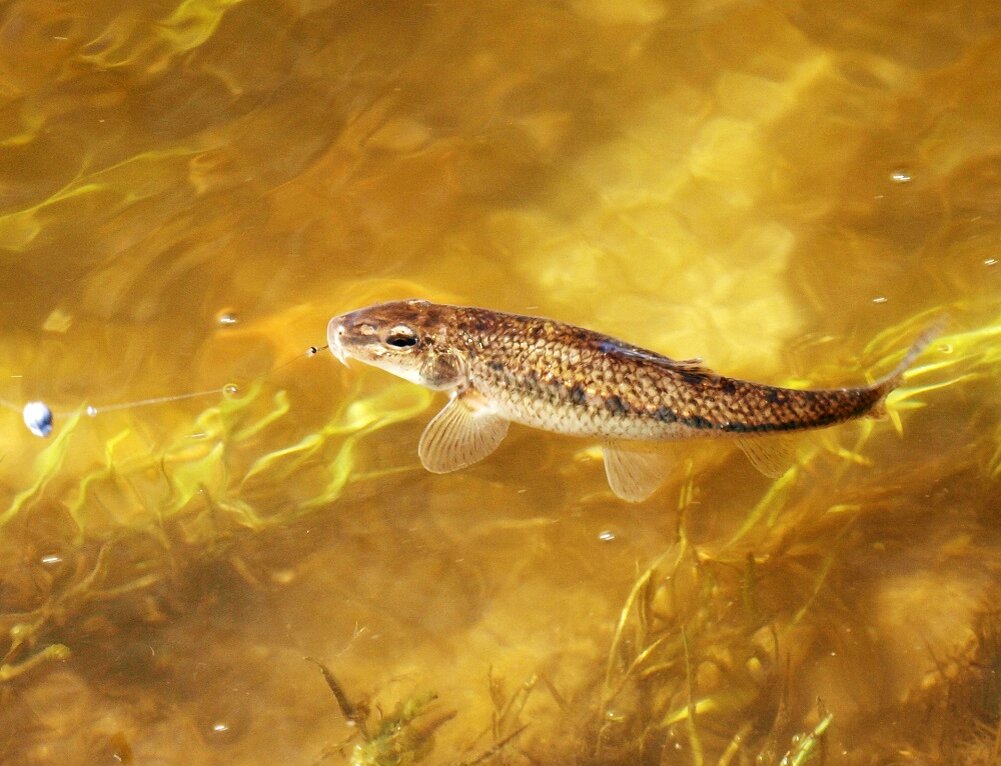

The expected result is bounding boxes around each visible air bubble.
[86,405,98,417]
[23,401,53,437]
[872,296,888,304]
[306,346,318,357]
[597,530,616,542]
[223,384,239,398]
[208,719,237,741]
[889,169,912,184]
[216,310,239,326]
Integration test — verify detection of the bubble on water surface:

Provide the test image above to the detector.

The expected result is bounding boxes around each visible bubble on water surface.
[22,401,53,437]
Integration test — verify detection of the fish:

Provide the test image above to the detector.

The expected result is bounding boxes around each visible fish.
[327,300,940,502]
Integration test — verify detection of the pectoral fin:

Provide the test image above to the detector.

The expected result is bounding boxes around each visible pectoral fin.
[737,436,796,478]
[602,441,668,502]
[418,391,510,473]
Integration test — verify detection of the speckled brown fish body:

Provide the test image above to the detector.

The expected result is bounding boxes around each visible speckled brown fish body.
[333,301,887,438]
[454,306,890,440]
[327,300,938,500]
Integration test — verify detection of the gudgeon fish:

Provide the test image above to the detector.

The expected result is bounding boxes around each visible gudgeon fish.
[327,300,938,501]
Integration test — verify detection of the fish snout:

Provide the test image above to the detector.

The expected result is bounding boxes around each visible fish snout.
[326,316,349,366]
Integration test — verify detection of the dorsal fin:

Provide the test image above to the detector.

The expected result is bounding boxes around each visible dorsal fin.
[596,339,714,376]
[669,357,708,373]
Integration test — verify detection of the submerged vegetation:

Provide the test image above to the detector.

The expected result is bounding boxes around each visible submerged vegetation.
[0,293,998,765]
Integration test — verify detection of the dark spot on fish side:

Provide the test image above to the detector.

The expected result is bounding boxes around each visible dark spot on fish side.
[682,413,713,430]
[604,395,630,415]
[720,378,738,395]
[569,384,587,405]
[720,421,751,433]
[653,406,677,423]
[486,360,505,373]
[766,389,788,405]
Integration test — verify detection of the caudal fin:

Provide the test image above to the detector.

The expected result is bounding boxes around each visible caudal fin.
[868,315,947,416]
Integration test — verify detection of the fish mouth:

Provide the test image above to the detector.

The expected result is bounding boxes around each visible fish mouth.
[326,316,349,366]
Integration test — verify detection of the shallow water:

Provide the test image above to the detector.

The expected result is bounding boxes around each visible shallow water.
[1,1,1000,764]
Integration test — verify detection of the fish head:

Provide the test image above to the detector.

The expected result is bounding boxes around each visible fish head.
[327,299,465,390]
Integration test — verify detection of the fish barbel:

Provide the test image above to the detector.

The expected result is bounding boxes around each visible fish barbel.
[327,300,940,501]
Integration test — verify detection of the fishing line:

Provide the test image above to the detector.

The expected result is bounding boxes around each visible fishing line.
[2,344,330,439]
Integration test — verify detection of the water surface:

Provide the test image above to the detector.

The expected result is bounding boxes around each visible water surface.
[1,1,999,764]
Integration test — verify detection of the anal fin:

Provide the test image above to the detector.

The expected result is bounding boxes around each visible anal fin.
[602,441,669,502]
[737,436,796,479]
[418,390,510,473]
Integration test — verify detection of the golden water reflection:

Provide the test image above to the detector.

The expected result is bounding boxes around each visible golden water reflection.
[1,1,999,764]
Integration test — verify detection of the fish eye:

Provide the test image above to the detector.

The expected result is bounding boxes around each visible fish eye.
[384,325,418,349]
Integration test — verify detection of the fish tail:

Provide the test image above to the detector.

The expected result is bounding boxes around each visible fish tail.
[867,315,947,417]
